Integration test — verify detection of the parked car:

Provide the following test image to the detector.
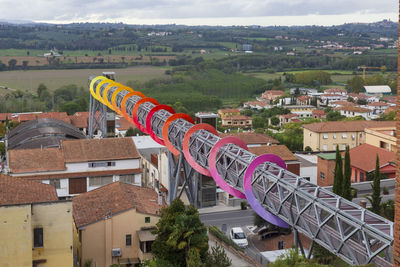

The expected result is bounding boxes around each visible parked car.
[230,227,248,248]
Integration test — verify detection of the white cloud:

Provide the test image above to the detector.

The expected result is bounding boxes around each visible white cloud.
[0,0,397,25]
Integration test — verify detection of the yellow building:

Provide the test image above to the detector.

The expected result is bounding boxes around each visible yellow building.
[217,108,241,119]
[73,182,165,267]
[0,175,75,267]
[302,121,396,152]
[283,105,315,118]
[365,127,397,152]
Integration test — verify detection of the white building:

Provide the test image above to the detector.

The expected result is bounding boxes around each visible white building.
[336,106,372,120]
[363,85,392,96]
[366,102,390,116]
[7,138,142,198]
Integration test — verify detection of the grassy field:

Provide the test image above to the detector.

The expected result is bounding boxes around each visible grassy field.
[0,66,168,95]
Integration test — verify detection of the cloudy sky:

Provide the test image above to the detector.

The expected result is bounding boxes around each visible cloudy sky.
[0,0,397,26]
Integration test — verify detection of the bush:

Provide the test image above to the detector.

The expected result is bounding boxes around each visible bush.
[304,146,312,152]
[351,188,358,198]
[382,186,389,195]
[240,201,248,210]
[208,226,244,252]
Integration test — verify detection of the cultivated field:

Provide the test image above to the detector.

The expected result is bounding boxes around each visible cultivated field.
[0,66,168,95]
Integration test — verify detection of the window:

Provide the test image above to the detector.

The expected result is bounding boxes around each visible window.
[120,174,134,184]
[360,172,364,182]
[355,170,357,180]
[341,144,346,150]
[333,145,336,151]
[145,217,150,223]
[351,134,355,141]
[333,133,336,139]
[322,145,327,151]
[34,228,43,248]
[89,176,113,186]
[323,134,328,139]
[342,133,347,139]
[88,162,115,168]
[126,234,132,246]
[320,172,325,179]
[49,179,60,189]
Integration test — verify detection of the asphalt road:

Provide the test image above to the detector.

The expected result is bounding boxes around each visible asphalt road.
[200,209,255,229]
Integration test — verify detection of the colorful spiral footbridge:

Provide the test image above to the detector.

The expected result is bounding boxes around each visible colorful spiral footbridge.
[89,76,393,266]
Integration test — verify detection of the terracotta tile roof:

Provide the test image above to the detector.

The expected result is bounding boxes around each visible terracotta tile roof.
[322,94,346,97]
[244,101,269,106]
[18,168,142,180]
[291,119,302,123]
[69,115,88,128]
[382,96,397,103]
[282,113,298,119]
[73,182,165,228]
[0,175,58,205]
[17,113,37,122]
[37,112,70,123]
[302,121,396,133]
[62,138,140,163]
[0,113,11,121]
[367,102,389,107]
[248,145,297,161]
[297,95,312,101]
[331,100,355,106]
[8,147,66,173]
[312,109,326,115]
[384,106,396,115]
[116,116,136,131]
[346,144,395,172]
[219,132,279,145]
[263,90,285,95]
[336,106,370,113]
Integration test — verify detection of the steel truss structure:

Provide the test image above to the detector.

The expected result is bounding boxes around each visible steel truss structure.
[89,76,394,266]
[88,92,107,138]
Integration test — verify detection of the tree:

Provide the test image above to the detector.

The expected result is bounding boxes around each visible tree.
[152,198,209,266]
[8,59,17,70]
[326,111,345,121]
[332,145,343,196]
[22,60,29,70]
[187,248,202,267]
[252,116,265,129]
[206,244,231,267]
[0,142,5,158]
[270,116,279,126]
[346,75,364,93]
[342,145,352,200]
[367,155,382,214]
[60,102,81,115]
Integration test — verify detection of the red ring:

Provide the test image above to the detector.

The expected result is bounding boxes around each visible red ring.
[145,105,175,145]
[120,92,146,124]
[162,113,195,156]
[182,123,218,176]
[132,97,159,134]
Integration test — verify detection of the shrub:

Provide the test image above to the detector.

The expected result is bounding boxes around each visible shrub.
[382,186,389,195]
[240,201,248,210]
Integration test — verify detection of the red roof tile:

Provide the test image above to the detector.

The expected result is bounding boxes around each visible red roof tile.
[0,175,58,205]
[116,116,136,131]
[69,115,88,128]
[62,138,140,163]
[8,147,66,173]
[336,106,370,113]
[0,113,11,121]
[73,182,165,227]
[346,144,395,172]
[312,109,326,115]
[248,145,297,161]
[223,115,251,120]
[219,132,279,145]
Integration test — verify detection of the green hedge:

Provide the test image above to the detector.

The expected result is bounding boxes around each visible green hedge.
[208,226,244,252]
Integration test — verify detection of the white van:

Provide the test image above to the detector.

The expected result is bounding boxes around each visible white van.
[230,227,248,248]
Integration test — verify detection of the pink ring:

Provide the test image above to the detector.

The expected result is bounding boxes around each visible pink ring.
[208,137,247,199]
[132,97,159,134]
[243,154,289,228]
[145,105,175,145]
[162,113,195,156]
[182,124,218,176]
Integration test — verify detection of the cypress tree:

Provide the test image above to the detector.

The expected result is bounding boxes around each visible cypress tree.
[367,155,382,214]
[332,145,343,195]
[342,145,352,200]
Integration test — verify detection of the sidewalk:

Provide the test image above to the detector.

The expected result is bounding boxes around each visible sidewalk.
[198,203,242,214]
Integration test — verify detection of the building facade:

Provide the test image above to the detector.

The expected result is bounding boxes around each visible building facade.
[365,127,397,152]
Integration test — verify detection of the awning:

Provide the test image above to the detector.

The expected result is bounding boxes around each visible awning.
[137,230,156,242]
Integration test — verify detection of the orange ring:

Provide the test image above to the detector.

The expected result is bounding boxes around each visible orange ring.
[111,86,134,114]
[182,123,218,176]
[162,113,195,156]
[95,79,111,102]
[132,97,159,133]
[120,91,146,123]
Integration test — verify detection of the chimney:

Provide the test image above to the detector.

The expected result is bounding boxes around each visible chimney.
[158,191,163,206]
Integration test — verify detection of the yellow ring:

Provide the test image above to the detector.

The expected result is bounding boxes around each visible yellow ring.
[95,79,111,103]
[89,76,106,99]
[102,81,119,109]
[111,86,134,115]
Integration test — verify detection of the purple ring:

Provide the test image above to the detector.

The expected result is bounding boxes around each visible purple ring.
[244,154,289,228]
[208,137,247,199]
